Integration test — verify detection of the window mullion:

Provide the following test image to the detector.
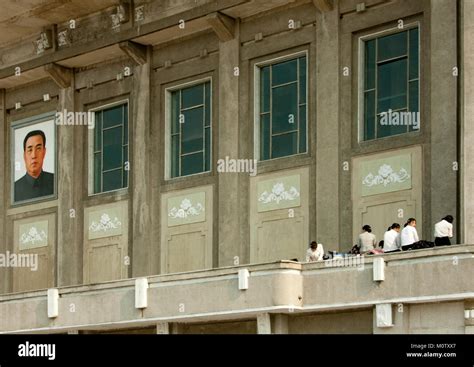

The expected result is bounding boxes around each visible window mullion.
[297,58,300,155]
[269,65,273,159]
[374,38,378,139]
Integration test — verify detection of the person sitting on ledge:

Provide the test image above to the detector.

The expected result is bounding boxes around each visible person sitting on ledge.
[358,225,377,254]
[434,215,454,247]
[401,218,419,250]
[384,223,401,253]
[306,241,324,262]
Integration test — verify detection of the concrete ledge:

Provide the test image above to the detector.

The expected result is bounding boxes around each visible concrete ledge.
[0,244,473,333]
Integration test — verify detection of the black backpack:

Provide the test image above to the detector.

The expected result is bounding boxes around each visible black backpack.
[411,240,435,250]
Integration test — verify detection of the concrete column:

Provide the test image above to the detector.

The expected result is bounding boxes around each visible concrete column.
[0,89,7,294]
[218,22,241,267]
[315,6,340,250]
[257,313,271,334]
[156,322,170,334]
[131,50,153,277]
[170,323,185,334]
[465,300,474,334]
[430,0,458,242]
[57,81,83,287]
[373,303,409,334]
[272,314,289,334]
[461,0,474,244]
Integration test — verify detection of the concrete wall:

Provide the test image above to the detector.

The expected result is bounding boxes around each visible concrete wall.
[0,246,473,334]
[180,320,257,334]
[289,310,373,334]
[0,0,467,305]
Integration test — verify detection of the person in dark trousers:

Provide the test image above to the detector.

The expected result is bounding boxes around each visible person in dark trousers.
[401,218,419,250]
[384,223,401,253]
[434,215,454,247]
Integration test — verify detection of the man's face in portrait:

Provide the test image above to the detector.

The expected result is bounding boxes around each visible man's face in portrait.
[23,134,46,178]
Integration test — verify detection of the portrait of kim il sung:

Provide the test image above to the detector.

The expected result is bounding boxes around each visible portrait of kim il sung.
[12,114,56,205]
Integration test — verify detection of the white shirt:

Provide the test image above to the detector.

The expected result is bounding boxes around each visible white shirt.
[434,219,453,238]
[306,244,324,262]
[358,232,377,253]
[383,229,401,252]
[401,225,419,246]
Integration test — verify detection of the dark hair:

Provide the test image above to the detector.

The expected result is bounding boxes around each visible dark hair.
[362,225,371,233]
[391,223,401,230]
[443,215,454,223]
[405,218,416,227]
[23,130,46,151]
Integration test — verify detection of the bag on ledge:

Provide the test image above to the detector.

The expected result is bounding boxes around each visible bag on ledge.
[411,240,435,250]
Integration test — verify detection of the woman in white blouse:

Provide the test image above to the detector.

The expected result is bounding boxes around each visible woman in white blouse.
[306,241,324,262]
[434,215,454,246]
[401,218,419,250]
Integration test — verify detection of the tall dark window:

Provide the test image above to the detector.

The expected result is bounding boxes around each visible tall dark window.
[259,55,307,160]
[92,103,129,193]
[170,81,211,178]
[363,27,420,140]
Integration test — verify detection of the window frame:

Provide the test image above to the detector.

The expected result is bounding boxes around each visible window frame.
[88,99,130,196]
[164,77,213,181]
[254,50,309,162]
[357,22,421,143]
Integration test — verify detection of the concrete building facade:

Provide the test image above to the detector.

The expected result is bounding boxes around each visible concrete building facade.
[0,0,473,334]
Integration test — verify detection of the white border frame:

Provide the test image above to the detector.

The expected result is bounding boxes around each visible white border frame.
[357,22,421,143]
[87,99,130,196]
[253,50,309,162]
[164,77,213,181]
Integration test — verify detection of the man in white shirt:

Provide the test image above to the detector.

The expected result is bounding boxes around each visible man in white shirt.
[306,241,324,262]
[358,225,377,253]
[383,223,401,252]
[401,218,419,250]
[434,215,454,247]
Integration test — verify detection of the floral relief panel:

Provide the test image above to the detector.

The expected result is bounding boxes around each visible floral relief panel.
[257,174,301,212]
[18,220,49,250]
[167,191,206,227]
[88,206,123,240]
[360,154,412,197]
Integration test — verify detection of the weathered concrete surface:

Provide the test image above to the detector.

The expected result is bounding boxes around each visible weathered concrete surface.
[0,246,473,334]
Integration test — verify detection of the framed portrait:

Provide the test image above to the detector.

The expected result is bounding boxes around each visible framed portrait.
[11,112,57,205]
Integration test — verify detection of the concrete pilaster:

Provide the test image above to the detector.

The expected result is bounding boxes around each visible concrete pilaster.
[156,322,170,334]
[170,323,185,334]
[373,303,410,334]
[315,6,340,250]
[57,80,83,287]
[217,22,242,267]
[257,313,271,334]
[461,0,474,244]
[430,0,458,242]
[465,300,474,334]
[131,50,153,277]
[272,314,289,334]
